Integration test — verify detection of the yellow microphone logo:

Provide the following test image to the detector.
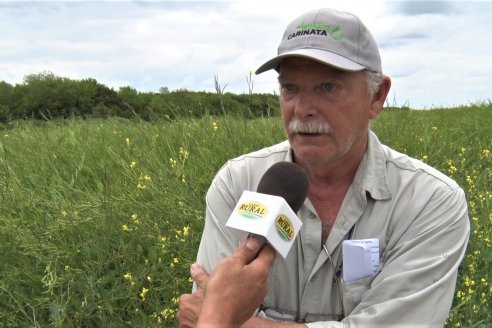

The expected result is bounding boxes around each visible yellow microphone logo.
[237,201,268,219]
[275,215,294,241]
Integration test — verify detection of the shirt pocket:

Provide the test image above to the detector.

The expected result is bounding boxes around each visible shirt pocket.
[341,275,373,315]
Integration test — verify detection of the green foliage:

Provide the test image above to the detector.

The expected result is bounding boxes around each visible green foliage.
[0,115,285,327]
[0,105,490,326]
[0,72,280,123]
[0,72,129,121]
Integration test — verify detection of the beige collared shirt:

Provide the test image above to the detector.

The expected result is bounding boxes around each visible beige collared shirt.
[195,131,470,327]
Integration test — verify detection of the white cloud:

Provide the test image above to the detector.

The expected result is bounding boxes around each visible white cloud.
[0,0,491,108]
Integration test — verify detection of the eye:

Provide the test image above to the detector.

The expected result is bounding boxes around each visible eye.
[281,83,296,92]
[322,83,336,93]
[279,83,297,99]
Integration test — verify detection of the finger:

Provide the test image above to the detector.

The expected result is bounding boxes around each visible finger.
[177,294,194,326]
[249,245,276,275]
[190,263,209,289]
[231,236,263,265]
[257,244,275,264]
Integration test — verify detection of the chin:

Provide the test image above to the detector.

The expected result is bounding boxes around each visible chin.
[293,148,329,162]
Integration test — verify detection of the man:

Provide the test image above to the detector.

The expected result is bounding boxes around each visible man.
[179,8,470,327]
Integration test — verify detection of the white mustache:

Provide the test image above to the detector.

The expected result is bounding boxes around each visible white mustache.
[288,119,332,134]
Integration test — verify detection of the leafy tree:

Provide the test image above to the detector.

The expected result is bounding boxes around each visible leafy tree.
[0,81,14,122]
[159,86,170,94]
[0,72,281,122]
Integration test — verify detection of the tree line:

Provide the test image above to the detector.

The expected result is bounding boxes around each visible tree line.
[0,72,280,123]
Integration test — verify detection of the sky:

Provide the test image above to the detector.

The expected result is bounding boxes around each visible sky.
[1,0,491,109]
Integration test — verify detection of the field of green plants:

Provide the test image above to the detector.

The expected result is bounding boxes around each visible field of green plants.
[0,104,490,327]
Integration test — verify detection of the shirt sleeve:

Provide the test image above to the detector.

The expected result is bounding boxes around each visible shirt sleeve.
[193,165,242,290]
[307,186,470,328]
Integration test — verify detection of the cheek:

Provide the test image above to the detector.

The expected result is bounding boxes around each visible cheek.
[280,101,294,128]
[281,113,291,136]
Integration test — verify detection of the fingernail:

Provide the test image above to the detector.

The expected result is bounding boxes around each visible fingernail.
[245,236,260,250]
[190,263,199,275]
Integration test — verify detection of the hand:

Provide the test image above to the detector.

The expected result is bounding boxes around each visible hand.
[198,237,275,327]
[178,237,275,328]
[177,261,210,327]
[177,289,204,328]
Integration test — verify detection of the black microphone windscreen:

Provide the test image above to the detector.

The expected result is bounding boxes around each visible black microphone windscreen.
[256,162,309,213]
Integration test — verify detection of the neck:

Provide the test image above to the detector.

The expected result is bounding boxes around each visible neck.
[295,140,367,189]
[296,144,366,243]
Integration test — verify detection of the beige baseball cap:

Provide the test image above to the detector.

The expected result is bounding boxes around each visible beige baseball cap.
[255,8,382,74]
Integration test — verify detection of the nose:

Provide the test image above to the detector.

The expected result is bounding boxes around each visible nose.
[294,90,319,119]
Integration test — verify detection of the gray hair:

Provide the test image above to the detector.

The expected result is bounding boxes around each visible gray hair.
[366,71,384,98]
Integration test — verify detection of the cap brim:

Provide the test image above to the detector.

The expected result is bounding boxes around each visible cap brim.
[255,49,366,75]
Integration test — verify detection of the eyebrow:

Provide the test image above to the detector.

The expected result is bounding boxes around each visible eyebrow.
[277,74,287,83]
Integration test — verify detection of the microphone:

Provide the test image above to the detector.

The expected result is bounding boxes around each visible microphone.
[226,161,309,258]
[256,161,309,213]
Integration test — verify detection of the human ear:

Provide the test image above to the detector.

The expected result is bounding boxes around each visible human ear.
[369,76,391,119]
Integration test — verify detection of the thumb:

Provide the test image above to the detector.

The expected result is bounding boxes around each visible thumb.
[231,236,264,265]
[190,263,209,290]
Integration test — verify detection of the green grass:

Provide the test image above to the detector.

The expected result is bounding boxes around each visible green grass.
[0,105,490,327]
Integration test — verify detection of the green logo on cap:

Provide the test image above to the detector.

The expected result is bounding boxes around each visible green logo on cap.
[297,22,328,30]
[293,21,344,41]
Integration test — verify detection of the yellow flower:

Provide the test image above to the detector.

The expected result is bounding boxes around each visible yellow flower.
[131,213,141,224]
[140,287,149,301]
[464,277,475,287]
[123,272,133,281]
[126,138,130,146]
[130,161,137,170]
[122,224,131,232]
[140,174,151,181]
[169,157,177,169]
[183,226,190,237]
[170,257,179,268]
[161,308,175,319]
[179,147,189,160]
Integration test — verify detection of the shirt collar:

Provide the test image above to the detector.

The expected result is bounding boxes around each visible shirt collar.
[357,130,391,201]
